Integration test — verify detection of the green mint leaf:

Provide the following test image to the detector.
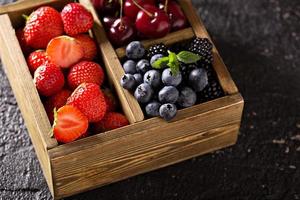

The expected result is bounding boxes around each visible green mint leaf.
[152,57,169,69]
[167,51,180,75]
[176,51,201,64]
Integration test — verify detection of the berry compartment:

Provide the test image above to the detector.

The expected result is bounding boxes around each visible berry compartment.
[0,0,244,199]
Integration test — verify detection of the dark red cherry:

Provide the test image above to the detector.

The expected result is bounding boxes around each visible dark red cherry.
[135,5,171,38]
[103,16,117,29]
[159,1,187,31]
[91,0,120,16]
[108,16,136,47]
[124,0,156,21]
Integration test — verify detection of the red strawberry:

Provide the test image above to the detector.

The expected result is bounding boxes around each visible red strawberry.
[16,29,32,56]
[67,83,107,122]
[52,105,89,143]
[34,62,65,96]
[103,88,118,112]
[44,89,72,123]
[24,6,64,49]
[46,36,84,68]
[27,50,50,73]
[67,61,104,89]
[61,3,94,36]
[92,112,129,133]
[74,34,97,60]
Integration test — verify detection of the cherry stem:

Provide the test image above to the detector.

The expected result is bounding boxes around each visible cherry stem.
[132,0,154,18]
[164,0,169,13]
[119,0,124,28]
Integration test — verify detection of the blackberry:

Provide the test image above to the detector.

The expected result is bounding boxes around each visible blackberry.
[180,63,197,81]
[189,38,213,64]
[198,72,224,102]
[147,43,168,58]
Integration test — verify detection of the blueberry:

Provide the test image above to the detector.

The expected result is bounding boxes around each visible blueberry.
[120,74,136,90]
[143,70,162,88]
[134,83,154,104]
[158,86,179,104]
[123,60,137,74]
[145,101,161,117]
[188,68,208,92]
[136,59,151,74]
[162,68,182,86]
[150,54,164,67]
[133,73,143,85]
[159,103,177,121]
[177,87,197,108]
[126,41,145,59]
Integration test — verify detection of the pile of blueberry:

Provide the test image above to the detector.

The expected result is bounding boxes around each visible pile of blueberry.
[120,38,224,121]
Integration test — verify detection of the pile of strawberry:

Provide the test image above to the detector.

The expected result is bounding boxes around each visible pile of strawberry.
[17,3,129,144]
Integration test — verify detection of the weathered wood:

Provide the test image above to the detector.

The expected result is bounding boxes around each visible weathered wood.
[0,14,57,195]
[49,93,243,198]
[115,27,195,58]
[79,0,144,123]
[178,0,239,95]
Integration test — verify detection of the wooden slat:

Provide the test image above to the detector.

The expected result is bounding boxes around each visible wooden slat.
[49,93,243,198]
[115,27,195,58]
[80,0,144,123]
[178,0,239,95]
[0,14,57,195]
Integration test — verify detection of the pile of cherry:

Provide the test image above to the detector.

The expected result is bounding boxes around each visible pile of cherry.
[17,3,129,144]
[92,0,187,46]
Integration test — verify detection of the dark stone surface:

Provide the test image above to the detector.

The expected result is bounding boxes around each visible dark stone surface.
[0,0,299,199]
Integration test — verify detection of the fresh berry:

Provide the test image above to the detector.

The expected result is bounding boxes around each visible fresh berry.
[150,54,164,67]
[108,17,136,47]
[126,41,145,59]
[27,50,50,73]
[67,61,104,89]
[34,63,65,97]
[159,1,187,31]
[133,73,143,85]
[24,6,64,49]
[188,68,208,92]
[134,83,153,104]
[120,74,136,90]
[189,38,213,64]
[16,29,32,56]
[123,60,137,74]
[162,68,182,86]
[180,63,197,81]
[44,89,72,123]
[61,3,94,36]
[74,34,97,60]
[136,59,151,74]
[135,5,170,38]
[147,43,168,58]
[46,36,84,68]
[67,83,107,122]
[92,112,129,132]
[177,87,196,108]
[103,88,118,112]
[198,79,224,102]
[145,101,161,117]
[159,103,177,121]
[158,86,179,104]
[143,69,161,88]
[52,105,89,143]
[124,0,155,21]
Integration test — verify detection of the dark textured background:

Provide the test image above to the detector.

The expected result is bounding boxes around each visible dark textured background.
[0,0,299,199]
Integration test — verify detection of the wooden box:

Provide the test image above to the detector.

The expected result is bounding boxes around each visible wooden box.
[0,0,244,199]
